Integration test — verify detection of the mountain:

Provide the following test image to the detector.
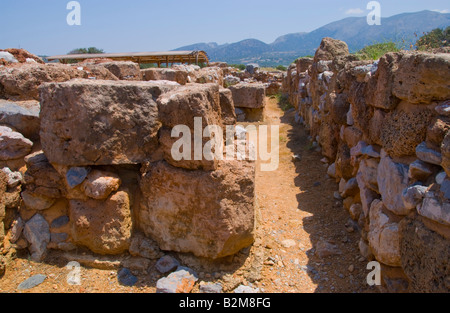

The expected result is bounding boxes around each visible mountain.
[173,10,450,66]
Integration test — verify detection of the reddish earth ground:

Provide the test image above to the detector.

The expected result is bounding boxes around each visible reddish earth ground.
[0,97,376,293]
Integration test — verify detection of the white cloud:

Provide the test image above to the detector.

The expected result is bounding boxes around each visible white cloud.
[432,9,449,13]
[345,8,364,15]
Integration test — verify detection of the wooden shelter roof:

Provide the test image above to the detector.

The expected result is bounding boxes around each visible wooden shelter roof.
[47,50,209,65]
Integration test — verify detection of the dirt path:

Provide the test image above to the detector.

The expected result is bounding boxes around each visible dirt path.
[0,97,376,294]
[254,97,375,293]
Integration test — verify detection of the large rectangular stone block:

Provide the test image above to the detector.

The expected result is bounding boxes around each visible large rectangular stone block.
[39,79,176,166]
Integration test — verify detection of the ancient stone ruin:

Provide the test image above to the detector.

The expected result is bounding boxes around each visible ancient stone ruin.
[283,37,450,292]
[0,42,449,293]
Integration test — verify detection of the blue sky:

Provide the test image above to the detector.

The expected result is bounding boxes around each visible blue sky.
[0,0,449,56]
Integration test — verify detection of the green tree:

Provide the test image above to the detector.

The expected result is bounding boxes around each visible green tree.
[416,27,450,50]
[68,47,105,55]
[276,65,287,71]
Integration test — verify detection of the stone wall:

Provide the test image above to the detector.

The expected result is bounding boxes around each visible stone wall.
[0,59,256,270]
[283,37,450,292]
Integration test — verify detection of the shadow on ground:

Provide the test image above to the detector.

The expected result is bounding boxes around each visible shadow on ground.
[278,106,377,293]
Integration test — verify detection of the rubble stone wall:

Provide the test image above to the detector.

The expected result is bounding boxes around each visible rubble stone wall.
[0,58,256,271]
[282,37,450,292]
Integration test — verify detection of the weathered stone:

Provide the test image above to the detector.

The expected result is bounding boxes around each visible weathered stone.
[356,158,379,194]
[156,267,198,293]
[265,82,281,96]
[359,184,379,217]
[21,190,55,211]
[0,100,40,140]
[441,179,450,200]
[39,79,176,166]
[81,170,121,200]
[377,153,410,215]
[392,53,450,104]
[400,217,450,292]
[158,83,222,129]
[349,203,362,221]
[9,217,24,243]
[418,192,450,226]
[427,117,450,148]
[139,160,255,259]
[129,233,164,260]
[158,127,219,171]
[50,215,70,229]
[23,214,50,262]
[435,101,450,116]
[368,109,385,146]
[50,232,68,244]
[318,119,339,161]
[23,151,64,200]
[343,126,363,148]
[235,108,245,122]
[381,109,434,157]
[66,167,90,189]
[443,132,450,177]
[281,239,297,249]
[0,126,33,161]
[82,64,120,80]
[359,238,374,260]
[436,172,447,185]
[408,159,435,181]
[416,142,442,166]
[117,268,138,287]
[195,67,224,86]
[341,178,359,198]
[141,68,188,85]
[314,37,349,62]
[155,255,180,274]
[1,167,23,188]
[349,82,373,137]
[329,93,348,124]
[234,285,260,293]
[335,142,353,180]
[69,190,132,255]
[17,274,46,290]
[327,163,336,178]
[402,185,428,211]
[315,240,342,258]
[219,88,237,126]
[200,282,223,294]
[365,52,402,110]
[350,141,380,159]
[99,61,142,81]
[0,63,85,100]
[228,83,266,109]
[224,75,240,87]
[121,257,151,273]
[368,200,401,267]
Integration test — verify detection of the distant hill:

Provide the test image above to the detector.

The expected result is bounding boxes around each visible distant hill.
[173,10,450,66]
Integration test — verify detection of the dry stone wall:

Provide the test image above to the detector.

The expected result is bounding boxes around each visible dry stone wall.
[283,37,450,292]
[0,58,256,270]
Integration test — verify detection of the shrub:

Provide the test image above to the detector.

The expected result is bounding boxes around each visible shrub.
[416,27,450,50]
[229,64,246,71]
[357,42,399,60]
[276,65,287,71]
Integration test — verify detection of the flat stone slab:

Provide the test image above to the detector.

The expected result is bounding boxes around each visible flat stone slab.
[18,274,46,290]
